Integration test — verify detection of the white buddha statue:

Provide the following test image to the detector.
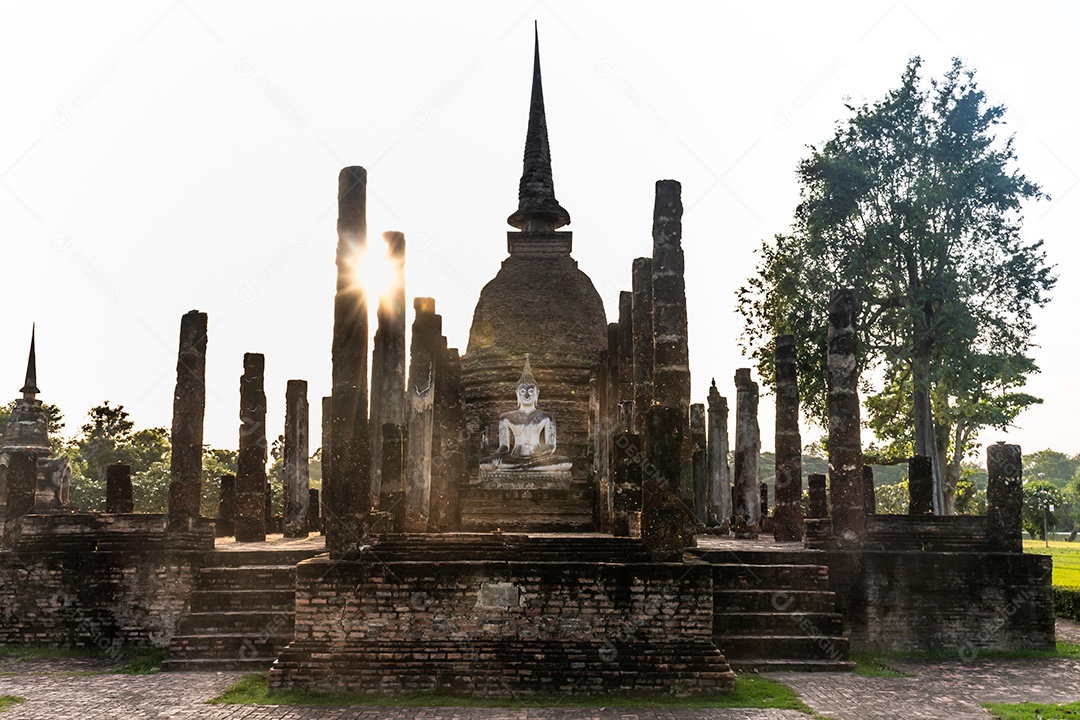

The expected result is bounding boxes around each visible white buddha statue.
[480,355,571,472]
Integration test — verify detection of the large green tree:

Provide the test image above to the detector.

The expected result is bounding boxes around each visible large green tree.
[738,57,1055,514]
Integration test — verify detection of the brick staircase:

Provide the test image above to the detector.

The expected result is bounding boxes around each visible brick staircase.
[162,548,315,671]
[697,551,855,672]
[458,482,594,532]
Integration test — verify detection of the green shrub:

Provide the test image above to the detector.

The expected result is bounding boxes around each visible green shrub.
[1052,586,1080,621]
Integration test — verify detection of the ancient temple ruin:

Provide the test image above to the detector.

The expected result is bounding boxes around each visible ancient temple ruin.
[0,25,1056,700]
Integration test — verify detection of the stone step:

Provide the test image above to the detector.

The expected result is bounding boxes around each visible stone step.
[369,534,651,562]
[161,657,279,672]
[168,632,293,664]
[727,658,856,672]
[712,563,830,590]
[200,549,321,567]
[189,588,295,613]
[713,611,843,635]
[269,639,734,695]
[195,564,296,591]
[715,634,849,662]
[177,610,294,635]
[713,589,837,613]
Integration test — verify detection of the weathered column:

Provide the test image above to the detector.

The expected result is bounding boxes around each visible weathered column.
[405,298,440,531]
[370,230,407,507]
[105,461,133,513]
[617,291,635,411]
[690,403,707,526]
[773,334,803,541]
[760,482,769,521]
[808,473,828,518]
[707,380,731,528]
[379,423,408,532]
[217,474,236,536]
[326,166,372,556]
[631,257,654,434]
[651,180,690,415]
[430,348,464,531]
[987,442,1023,553]
[733,368,761,532]
[827,288,865,545]
[284,379,310,538]
[320,396,331,534]
[612,431,643,537]
[641,405,695,559]
[863,465,876,515]
[167,310,207,526]
[306,489,320,534]
[235,353,267,542]
[265,481,274,531]
[908,456,933,515]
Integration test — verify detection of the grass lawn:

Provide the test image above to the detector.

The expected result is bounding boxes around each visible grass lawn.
[1024,540,1080,588]
[984,700,1080,719]
[209,673,816,713]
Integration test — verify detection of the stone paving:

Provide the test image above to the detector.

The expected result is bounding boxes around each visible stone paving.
[2,641,1080,720]
[0,619,1076,719]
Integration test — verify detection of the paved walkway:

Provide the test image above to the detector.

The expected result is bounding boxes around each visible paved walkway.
[2,650,1080,720]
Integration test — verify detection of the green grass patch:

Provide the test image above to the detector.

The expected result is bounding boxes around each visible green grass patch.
[1024,540,1080,588]
[983,699,1080,719]
[0,696,24,712]
[0,644,166,675]
[209,673,814,712]
[850,653,912,677]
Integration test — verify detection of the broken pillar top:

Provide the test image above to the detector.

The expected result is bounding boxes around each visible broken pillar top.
[506,23,571,232]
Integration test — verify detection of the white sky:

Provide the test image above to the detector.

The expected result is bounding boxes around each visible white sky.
[2,1,1077,461]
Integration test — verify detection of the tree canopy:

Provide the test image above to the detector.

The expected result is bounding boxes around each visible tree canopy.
[737,57,1055,514]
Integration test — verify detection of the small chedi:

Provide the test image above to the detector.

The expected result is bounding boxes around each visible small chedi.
[480,355,570,472]
[0,327,72,521]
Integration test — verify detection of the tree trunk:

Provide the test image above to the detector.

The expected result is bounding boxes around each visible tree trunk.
[911,342,943,513]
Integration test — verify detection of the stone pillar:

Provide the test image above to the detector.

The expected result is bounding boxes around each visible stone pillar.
[105,461,134,513]
[320,396,331,534]
[612,431,642,537]
[306,489,320,534]
[651,180,690,415]
[826,288,865,545]
[430,348,464,532]
[733,368,761,531]
[641,405,695,560]
[326,166,372,556]
[379,423,407,532]
[217,474,236,537]
[808,473,827,518]
[690,403,707,526]
[707,380,731,528]
[167,310,207,526]
[631,257,654,434]
[617,291,635,411]
[760,482,769,520]
[405,298,440,531]
[265,481,274,531]
[235,353,267,542]
[284,379,310,538]
[863,465,876,515]
[773,334,803,541]
[908,456,933,515]
[370,230,407,507]
[987,442,1023,553]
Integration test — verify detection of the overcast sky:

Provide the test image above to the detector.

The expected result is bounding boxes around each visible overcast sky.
[2,1,1077,461]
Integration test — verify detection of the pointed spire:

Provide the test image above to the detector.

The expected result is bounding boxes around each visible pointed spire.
[507,23,571,232]
[517,353,537,387]
[21,324,39,398]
